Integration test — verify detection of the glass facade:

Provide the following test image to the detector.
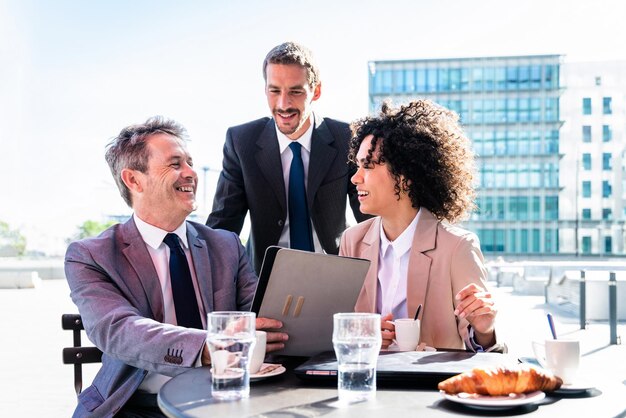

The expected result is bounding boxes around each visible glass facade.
[369,55,562,255]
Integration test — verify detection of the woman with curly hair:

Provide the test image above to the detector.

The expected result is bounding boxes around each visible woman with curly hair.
[339,99,503,352]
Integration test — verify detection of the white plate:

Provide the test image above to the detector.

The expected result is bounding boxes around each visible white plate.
[555,380,594,393]
[250,363,286,381]
[441,390,545,410]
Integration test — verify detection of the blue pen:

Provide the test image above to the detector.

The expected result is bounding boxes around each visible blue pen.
[547,313,557,339]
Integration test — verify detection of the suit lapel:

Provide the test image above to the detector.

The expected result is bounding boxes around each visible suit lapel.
[360,218,382,312]
[308,115,337,209]
[120,218,165,322]
[406,209,437,321]
[187,223,214,315]
[255,119,287,213]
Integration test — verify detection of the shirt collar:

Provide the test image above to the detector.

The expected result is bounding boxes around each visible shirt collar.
[380,209,420,258]
[133,214,189,250]
[275,113,314,154]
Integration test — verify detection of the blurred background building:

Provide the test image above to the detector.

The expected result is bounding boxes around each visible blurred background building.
[368,56,626,259]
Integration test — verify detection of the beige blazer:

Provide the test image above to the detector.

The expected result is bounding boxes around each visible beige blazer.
[339,208,491,351]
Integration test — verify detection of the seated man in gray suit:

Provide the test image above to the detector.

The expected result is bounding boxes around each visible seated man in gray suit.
[208,41,370,274]
[65,117,287,418]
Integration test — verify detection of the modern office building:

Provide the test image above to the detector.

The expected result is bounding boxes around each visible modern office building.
[368,55,563,257]
[559,61,626,256]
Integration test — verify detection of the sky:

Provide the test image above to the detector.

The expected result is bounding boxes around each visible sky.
[2,0,626,255]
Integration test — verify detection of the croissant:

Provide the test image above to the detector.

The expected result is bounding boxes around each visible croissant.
[438,365,562,395]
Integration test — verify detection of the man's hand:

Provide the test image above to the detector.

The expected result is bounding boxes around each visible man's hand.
[454,283,497,347]
[381,313,395,349]
[256,317,288,352]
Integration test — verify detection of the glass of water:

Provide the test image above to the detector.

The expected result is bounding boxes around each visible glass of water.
[206,311,256,400]
[332,313,381,402]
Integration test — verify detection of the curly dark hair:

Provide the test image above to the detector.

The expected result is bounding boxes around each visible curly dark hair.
[349,99,476,223]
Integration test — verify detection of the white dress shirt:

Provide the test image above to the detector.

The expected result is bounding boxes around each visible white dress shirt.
[133,214,205,393]
[275,114,323,252]
[376,211,420,319]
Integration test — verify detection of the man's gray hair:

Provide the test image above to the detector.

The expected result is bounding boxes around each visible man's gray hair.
[105,116,188,207]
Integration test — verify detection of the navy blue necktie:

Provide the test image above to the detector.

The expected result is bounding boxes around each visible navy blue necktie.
[288,142,314,251]
[163,233,203,329]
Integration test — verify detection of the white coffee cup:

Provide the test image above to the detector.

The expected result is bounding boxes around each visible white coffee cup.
[394,319,421,351]
[249,330,267,374]
[211,349,235,376]
[532,339,580,384]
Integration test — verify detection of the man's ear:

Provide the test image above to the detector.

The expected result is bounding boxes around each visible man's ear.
[312,82,322,101]
[121,168,143,194]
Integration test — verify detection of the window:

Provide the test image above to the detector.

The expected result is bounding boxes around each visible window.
[603,97,612,114]
[582,98,592,115]
[506,66,518,90]
[508,229,517,252]
[605,236,613,253]
[603,153,612,170]
[582,153,592,170]
[449,68,461,91]
[582,181,591,198]
[545,229,555,253]
[416,69,426,91]
[603,180,612,198]
[532,229,541,253]
[393,69,405,92]
[381,70,392,93]
[531,196,541,220]
[521,229,529,253]
[603,125,612,142]
[582,208,591,219]
[582,125,592,142]
[603,208,613,220]
[530,65,541,89]
[545,196,558,220]
[496,197,505,220]
[438,68,449,91]
[582,236,592,254]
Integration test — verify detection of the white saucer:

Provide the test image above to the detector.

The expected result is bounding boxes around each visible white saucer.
[250,363,286,381]
[441,390,545,410]
[555,379,595,393]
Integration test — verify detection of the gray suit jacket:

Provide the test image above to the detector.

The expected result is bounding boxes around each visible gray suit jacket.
[65,218,257,418]
[207,115,370,273]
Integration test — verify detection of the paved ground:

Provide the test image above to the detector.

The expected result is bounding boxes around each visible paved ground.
[1,279,624,417]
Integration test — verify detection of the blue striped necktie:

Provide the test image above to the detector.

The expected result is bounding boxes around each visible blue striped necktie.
[163,233,203,329]
[288,142,314,251]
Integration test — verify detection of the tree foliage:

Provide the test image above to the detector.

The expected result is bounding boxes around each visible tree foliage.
[70,219,118,242]
[0,221,27,256]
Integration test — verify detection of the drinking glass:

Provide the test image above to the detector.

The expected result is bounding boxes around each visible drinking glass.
[332,313,381,402]
[206,311,256,400]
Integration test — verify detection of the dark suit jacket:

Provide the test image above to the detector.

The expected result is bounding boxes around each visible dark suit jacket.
[207,115,369,273]
[65,218,257,418]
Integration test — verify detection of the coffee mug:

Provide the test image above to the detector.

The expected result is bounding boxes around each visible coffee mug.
[249,330,267,374]
[532,339,580,384]
[394,319,421,351]
[211,349,241,376]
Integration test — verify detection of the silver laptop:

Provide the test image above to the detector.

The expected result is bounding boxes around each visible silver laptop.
[251,246,370,356]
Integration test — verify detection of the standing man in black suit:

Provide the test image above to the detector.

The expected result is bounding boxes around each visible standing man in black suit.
[208,41,369,273]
